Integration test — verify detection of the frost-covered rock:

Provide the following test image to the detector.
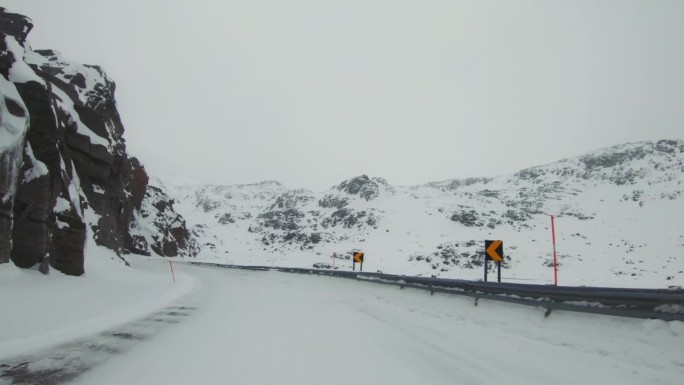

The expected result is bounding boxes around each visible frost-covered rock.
[0,8,196,275]
[0,70,29,264]
[269,189,315,210]
[318,194,349,209]
[320,208,378,229]
[335,175,391,201]
[127,179,199,258]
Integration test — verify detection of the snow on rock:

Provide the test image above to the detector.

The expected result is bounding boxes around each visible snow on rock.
[0,8,31,45]
[20,142,47,183]
[127,177,199,258]
[168,141,684,288]
[25,49,117,117]
[0,8,196,275]
[335,174,393,200]
[0,72,29,264]
[168,181,289,258]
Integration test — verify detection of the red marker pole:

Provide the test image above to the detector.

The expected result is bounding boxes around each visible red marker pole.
[551,215,558,286]
[169,260,176,284]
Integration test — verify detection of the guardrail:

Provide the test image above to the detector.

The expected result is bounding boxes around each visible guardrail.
[188,262,684,321]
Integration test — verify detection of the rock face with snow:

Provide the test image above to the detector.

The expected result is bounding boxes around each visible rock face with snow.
[127,178,199,258]
[0,9,195,275]
[171,176,387,256]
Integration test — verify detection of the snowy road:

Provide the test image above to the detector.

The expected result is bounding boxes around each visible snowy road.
[3,261,684,384]
[76,263,684,385]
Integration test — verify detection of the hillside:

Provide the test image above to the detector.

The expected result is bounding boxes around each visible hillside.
[2,9,682,286]
[169,140,684,288]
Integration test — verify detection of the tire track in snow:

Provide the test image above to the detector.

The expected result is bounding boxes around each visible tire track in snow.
[0,305,197,385]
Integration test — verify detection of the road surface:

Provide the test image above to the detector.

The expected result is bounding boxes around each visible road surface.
[3,262,683,385]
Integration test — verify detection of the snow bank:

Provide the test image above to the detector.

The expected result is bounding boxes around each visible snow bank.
[0,243,194,361]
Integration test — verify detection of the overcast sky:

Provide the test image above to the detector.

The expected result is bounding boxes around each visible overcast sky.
[4,0,684,191]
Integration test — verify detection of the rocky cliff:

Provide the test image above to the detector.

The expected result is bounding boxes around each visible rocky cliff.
[0,8,196,275]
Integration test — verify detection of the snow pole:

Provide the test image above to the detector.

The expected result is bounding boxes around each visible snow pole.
[169,260,176,284]
[551,215,558,286]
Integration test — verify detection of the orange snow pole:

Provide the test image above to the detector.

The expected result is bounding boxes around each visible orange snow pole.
[551,215,558,286]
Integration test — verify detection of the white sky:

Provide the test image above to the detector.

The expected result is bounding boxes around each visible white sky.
[4,0,684,191]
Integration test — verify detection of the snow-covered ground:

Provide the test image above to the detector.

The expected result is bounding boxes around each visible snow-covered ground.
[0,243,193,362]
[2,254,683,385]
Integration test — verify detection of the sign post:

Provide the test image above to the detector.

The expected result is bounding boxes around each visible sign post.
[352,252,364,272]
[484,240,504,283]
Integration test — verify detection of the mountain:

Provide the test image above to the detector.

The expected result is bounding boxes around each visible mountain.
[0,8,196,275]
[169,140,684,287]
[3,9,682,287]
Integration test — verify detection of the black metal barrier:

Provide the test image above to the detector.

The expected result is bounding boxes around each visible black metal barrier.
[187,262,684,321]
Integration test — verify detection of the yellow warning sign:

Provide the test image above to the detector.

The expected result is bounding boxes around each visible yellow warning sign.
[353,252,364,264]
[485,240,503,262]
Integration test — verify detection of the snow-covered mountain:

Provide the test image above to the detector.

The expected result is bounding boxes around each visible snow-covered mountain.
[2,9,682,287]
[169,140,684,288]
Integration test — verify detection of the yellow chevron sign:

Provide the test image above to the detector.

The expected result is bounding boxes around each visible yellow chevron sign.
[353,252,364,264]
[485,240,503,262]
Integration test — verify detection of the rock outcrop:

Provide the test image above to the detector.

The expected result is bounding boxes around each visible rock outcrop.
[0,8,196,275]
[335,175,391,201]
[127,178,199,258]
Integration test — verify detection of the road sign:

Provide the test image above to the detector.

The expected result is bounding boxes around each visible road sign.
[484,240,504,283]
[352,252,364,271]
[485,240,503,262]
